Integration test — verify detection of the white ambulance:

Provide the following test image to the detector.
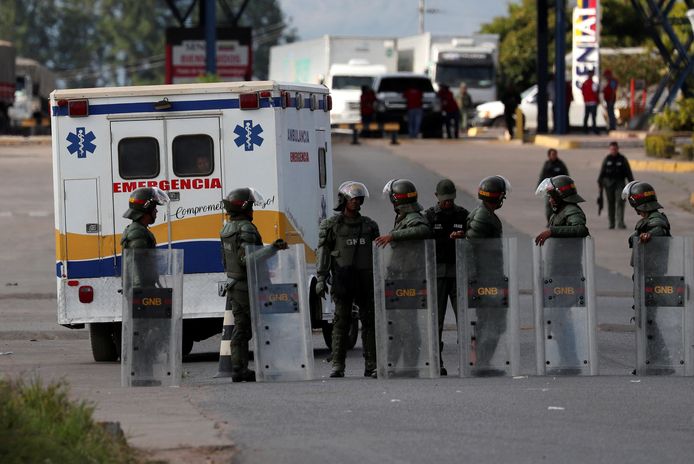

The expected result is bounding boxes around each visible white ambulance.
[51,81,336,361]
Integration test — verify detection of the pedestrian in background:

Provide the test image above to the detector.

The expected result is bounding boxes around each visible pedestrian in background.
[581,70,599,134]
[403,86,423,138]
[537,148,569,226]
[424,179,468,375]
[316,181,380,379]
[597,141,634,229]
[501,83,520,139]
[360,85,377,137]
[603,69,619,131]
[458,83,474,135]
[438,84,460,139]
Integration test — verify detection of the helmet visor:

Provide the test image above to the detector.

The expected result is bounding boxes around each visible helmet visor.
[247,187,265,206]
[535,178,553,198]
[151,187,170,206]
[339,181,370,200]
[621,181,638,201]
[382,179,396,198]
[497,175,512,195]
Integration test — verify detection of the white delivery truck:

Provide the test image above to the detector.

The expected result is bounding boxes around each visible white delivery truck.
[397,33,499,105]
[51,81,336,361]
[269,36,397,125]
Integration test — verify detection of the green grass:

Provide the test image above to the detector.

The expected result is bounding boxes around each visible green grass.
[0,377,139,464]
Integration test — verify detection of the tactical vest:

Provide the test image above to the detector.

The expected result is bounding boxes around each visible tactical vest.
[331,216,377,270]
[426,205,468,264]
[220,219,263,279]
[121,222,156,249]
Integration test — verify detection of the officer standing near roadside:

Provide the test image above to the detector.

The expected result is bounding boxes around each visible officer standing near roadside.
[466,175,510,373]
[121,187,169,286]
[220,188,287,382]
[424,179,468,376]
[598,141,634,229]
[537,148,569,226]
[315,181,380,378]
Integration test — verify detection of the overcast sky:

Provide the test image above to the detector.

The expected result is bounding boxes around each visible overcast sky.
[278,0,518,40]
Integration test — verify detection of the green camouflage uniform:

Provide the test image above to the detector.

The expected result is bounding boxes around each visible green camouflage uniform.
[220,218,263,371]
[317,213,380,372]
[629,211,671,268]
[549,203,589,238]
[466,204,502,239]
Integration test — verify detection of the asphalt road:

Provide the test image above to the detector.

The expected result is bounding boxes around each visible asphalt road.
[2,138,694,464]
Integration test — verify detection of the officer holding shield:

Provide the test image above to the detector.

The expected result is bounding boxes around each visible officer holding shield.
[535,175,589,373]
[424,179,468,376]
[121,187,169,286]
[220,188,287,382]
[466,176,510,374]
[316,181,380,378]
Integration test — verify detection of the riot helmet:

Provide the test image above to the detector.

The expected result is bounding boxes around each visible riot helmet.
[435,178,456,201]
[334,181,369,211]
[383,178,422,212]
[535,175,585,204]
[123,187,169,220]
[621,181,663,212]
[223,187,264,215]
[478,175,511,206]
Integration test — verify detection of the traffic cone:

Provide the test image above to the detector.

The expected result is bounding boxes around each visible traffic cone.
[214,306,234,378]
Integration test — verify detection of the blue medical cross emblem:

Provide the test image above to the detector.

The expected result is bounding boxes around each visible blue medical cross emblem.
[66,127,97,158]
[233,120,264,151]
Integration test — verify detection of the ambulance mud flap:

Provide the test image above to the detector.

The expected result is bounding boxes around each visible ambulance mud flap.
[457,238,519,377]
[247,244,314,382]
[533,237,598,375]
[121,249,183,387]
[634,237,694,376]
[373,240,439,379]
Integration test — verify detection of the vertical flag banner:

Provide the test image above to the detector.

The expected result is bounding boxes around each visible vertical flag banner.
[572,0,601,103]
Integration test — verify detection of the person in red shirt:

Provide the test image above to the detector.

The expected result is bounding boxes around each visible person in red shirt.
[360,86,377,137]
[581,69,599,134]
[403,86,423,138]
[603,69,618,131]
[437,84,460,139]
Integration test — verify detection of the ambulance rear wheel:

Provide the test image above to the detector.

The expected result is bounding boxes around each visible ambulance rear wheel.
[321,314,359,350]
[89,323,119,362]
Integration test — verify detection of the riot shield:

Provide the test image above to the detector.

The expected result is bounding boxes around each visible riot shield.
[532,237,598,375]
[456,238,519,377]
[121,248,183,387]
[634,236,694,376]
[247,244,314,382]
[373,239,439,379]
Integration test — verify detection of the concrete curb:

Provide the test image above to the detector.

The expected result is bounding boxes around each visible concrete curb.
[533,134,645,150]
[0,136,52,145]
[630,158,694,173]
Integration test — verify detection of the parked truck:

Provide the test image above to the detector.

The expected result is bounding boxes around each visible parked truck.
[269,36,397,125]
[9,57,56,134]
[396,33,499,105]
[0,41,16,132]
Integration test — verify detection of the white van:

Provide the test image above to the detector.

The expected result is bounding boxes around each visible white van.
[51,81,334,360]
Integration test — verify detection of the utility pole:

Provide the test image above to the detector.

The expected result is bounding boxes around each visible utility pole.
[418,0,441,34]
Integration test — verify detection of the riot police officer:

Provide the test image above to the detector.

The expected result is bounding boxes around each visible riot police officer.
[316,181,380,378]
[424,179,468,376]
[220,188,287,382]
[534,175,589,246]
[374,179,431,247]
[121,187,169,286]
[623,181,671,248]
[623,181,673,373]
[466,176,511,375]
[534,175,589,374]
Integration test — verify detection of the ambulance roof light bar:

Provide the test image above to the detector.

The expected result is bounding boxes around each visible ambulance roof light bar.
[239,92,260,110]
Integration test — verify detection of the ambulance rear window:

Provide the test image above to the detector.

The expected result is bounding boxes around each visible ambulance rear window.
[172,135,214,177]
[118,137,160,179]
[318,147,327,188]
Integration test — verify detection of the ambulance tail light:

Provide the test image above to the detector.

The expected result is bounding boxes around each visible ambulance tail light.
[239,92,260,110]
[324,95,332,112]
[79,285,94,303]
[68,99,89,117]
